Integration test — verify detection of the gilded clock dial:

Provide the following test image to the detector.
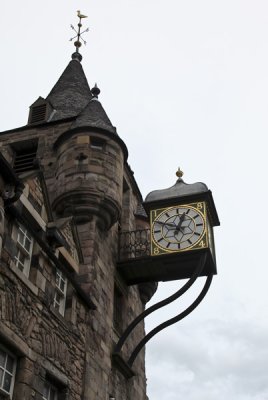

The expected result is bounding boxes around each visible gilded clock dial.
[152,205,205,251]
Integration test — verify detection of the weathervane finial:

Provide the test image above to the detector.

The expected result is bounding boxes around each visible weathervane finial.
[70,10,89,58]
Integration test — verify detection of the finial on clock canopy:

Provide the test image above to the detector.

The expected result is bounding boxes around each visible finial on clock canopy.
[176,167,184,179]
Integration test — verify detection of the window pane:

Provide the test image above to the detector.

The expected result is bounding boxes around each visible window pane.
[20,252,26,264]
[17,263,24,272]
[43,382,49,399]
[0,350,5,367]
[25,238,32,252]
[50,387,57,400]
[43,381,58,400]
[19,226,26,235]
[17,230,24,245]
[60,279,65,292]
[3,372,12,392]
[0,368,3,386]
[55,292,61,303]
[6,356,14,373]
[16,251,26,271]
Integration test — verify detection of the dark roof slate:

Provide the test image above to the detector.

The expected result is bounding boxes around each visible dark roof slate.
[135,203,148,219]
[71,98,116,134]
[145,178,208,203]
[46,59,92,121]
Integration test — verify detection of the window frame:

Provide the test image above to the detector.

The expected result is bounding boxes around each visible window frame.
[11,139,38,175]
[0,345,17,398]
[53,269,67,316]
[90,137,106,151]
[13,224,34,278]
[42,379,58,400]
[113,286,124,333]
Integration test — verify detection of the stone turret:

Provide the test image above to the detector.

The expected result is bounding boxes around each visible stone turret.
[32,55,129,230]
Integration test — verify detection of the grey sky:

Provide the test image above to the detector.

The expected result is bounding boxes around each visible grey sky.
[1,1,268,399]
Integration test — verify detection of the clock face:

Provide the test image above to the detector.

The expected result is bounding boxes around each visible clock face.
[151,203,206,254]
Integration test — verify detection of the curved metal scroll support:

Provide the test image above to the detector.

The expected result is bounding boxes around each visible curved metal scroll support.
[128,272,213,367]
[114,253,207,354]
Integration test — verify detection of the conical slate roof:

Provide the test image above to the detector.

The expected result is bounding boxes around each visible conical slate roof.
[71,98,116,134]
[46,58,92,121]
[45,55,116,135]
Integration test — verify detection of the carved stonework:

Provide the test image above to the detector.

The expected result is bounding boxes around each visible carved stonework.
[61,221,79,264]
[0,286,36,337]
[41,328,71,368]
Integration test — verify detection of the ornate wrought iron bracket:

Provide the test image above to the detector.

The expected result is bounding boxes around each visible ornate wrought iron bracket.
[113,253,212,372]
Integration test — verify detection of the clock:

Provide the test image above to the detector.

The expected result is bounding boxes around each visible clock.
[151,202,208,256]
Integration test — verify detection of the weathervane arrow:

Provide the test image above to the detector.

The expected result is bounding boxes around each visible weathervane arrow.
[70,10,89,52]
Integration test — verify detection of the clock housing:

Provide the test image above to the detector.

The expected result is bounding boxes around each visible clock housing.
[117,174,219,283]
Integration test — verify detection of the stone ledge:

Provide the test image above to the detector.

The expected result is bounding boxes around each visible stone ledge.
[0,321,36,360]
[9,262,38,296]
[42,358,69,387]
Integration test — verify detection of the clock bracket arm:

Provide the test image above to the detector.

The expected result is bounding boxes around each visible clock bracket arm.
[113,252,211,370]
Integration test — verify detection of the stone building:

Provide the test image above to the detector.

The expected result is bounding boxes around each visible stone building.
[0,46,157,399]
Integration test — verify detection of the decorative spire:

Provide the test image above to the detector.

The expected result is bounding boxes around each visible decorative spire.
[176,167,184,179]
[91,83,101,99]
[70,10,89,61]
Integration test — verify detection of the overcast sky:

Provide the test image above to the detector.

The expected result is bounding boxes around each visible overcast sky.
[1,1,268,399]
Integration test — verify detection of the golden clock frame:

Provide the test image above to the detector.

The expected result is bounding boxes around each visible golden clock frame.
[150,201,209,256]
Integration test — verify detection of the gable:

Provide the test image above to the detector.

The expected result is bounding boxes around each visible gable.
[52,217,83,266]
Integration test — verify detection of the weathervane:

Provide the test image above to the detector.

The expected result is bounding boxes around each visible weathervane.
[70,10,89,53]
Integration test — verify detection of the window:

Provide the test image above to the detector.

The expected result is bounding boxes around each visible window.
[0,346,16,397]
[30,104,47,124]
[12,140,38,174]
[90,137,105,150]
[43,380,58,400]
[28,97,52,125]
[113,287,123,333]
[14,224,33,277]
[53,269,67,316]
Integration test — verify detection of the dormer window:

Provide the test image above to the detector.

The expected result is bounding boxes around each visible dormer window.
[28,97,53,125]
[31,104,47,123]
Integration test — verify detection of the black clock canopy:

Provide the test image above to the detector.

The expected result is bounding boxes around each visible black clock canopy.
[143,169,220,227]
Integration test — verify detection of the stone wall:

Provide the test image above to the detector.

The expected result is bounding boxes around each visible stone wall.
[0,119,152,400]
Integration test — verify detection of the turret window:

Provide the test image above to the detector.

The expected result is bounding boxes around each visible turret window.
[90,137,106,150]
